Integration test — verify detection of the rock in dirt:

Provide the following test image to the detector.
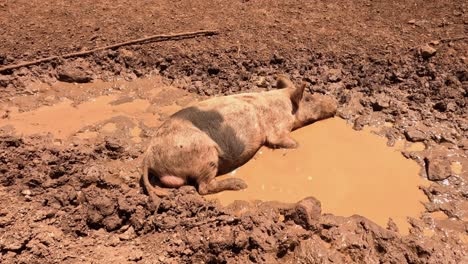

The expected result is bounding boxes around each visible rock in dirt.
[256,76,268,88]
[57,61,93,83]
[0,231,31,251]
[104,137,124,152]
[370,94,391,111]
[207,64,220,75]
[127,250,143,261]
[386,218,399,233]
[118,49,139,68]
[118,226,136,241]
[433,102,448,114]
[21,189,32,196]
[426,155,452,181]
[404,128,427,142]
[0,75,12,87]
[459,139,468,150]
[419,45,437,59]
[57,69,93,83]
[90,195,115,216]
[285,197,321,229]
[102,214,123,231]
[327,68,342,83]
[456,70,468,82]
[2,136,23,147]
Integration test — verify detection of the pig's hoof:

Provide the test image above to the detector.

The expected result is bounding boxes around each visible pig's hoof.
[231,179,248,190]
[283,141,299,149]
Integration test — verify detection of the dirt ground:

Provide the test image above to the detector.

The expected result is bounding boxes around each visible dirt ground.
[0,0,467,263]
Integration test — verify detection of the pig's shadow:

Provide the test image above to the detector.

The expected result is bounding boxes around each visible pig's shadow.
[171,106,246,175]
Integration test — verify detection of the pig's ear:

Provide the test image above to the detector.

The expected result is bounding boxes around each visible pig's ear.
[275,75,305,113]
[290,82,306,114]
[276,74,294,89]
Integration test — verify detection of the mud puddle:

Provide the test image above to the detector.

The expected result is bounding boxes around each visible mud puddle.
[1,78,429,233]
[0,96,150,139]
[208,117,429,233]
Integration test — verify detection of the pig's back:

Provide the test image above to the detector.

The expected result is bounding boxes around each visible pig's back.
[171,96,265,174]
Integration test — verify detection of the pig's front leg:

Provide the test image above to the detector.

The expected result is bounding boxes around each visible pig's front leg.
[266,133,299,149]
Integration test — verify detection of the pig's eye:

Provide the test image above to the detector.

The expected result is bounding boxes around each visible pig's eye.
[305,97,311,102]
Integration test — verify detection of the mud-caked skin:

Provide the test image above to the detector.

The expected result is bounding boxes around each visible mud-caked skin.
[142,75,337,200]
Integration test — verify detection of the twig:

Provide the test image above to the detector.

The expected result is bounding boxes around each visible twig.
[0,29,219,73]
[439,36,467,43]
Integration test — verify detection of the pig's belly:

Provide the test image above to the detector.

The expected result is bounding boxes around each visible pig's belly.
[215,125,264,175]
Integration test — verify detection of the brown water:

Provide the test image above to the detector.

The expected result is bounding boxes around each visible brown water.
[208,117,429,233]
[0,78,193,140]
[1,96,150,139]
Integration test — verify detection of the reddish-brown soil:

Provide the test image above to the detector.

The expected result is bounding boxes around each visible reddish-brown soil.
[0,1,467,263]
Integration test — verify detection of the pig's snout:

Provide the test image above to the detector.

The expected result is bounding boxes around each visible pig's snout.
[319,96,337,118]
[295,94,338,129]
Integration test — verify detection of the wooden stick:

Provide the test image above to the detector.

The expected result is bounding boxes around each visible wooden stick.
[439,36,467,43]
[0,30,219,73]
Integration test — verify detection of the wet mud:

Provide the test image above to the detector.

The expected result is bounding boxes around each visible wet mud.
[1,0,467,263]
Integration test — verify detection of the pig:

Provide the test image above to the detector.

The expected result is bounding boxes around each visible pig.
[142,75,337,201]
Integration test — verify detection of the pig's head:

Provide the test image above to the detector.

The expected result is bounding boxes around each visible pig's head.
[294,93,337,128]
[276,75,337,129]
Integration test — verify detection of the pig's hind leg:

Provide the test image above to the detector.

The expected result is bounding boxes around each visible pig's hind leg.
[266,132,299,149]
[197,162,248,195]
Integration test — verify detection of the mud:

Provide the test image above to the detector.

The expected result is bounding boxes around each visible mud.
[208,117,429,233]
[1,0,467,263]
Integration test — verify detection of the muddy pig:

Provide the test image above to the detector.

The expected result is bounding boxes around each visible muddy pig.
[142,75,337,200]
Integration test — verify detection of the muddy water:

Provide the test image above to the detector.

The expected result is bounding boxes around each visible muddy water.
[1,96,150,139]
[208,117,429,233]
[0,78,194,140]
